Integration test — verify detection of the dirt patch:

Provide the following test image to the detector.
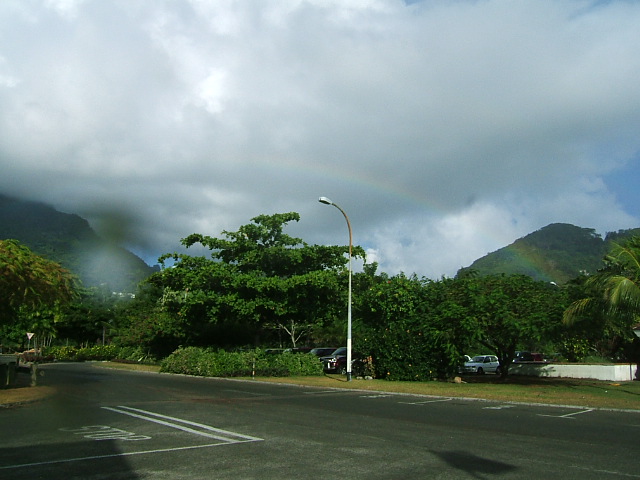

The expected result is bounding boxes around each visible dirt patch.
[0,371,54,408]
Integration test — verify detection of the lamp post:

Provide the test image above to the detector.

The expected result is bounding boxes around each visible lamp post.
[633,324,640,381]
[319,196,353,381]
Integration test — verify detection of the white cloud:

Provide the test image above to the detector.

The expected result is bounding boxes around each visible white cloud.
[1,0,639,276]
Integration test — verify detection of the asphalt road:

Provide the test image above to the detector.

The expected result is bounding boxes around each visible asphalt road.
[1,363,639,479]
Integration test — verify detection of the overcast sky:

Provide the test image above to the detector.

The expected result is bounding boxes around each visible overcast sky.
[2,0,640,278]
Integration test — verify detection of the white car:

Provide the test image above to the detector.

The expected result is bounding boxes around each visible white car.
[462,355,500,374]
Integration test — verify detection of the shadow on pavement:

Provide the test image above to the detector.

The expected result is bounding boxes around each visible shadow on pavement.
[430,449,517,479]
[0,439,141,480]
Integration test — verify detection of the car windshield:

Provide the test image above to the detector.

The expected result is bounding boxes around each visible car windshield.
[471,356,486,362]
[331,347,346,355]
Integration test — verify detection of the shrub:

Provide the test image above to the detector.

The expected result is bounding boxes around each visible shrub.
[160,348,323,377]
[43,345,156,364]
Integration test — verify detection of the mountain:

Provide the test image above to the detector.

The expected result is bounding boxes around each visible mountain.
[457,223,640,284]
[0,194,157,292]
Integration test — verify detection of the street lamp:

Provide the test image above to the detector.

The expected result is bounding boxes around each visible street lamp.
[319,196,353,381]
[633,324,640,381]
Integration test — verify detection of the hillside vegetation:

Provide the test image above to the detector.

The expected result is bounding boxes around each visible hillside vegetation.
[3,193,640,290]
[459,223,640,283]
[0,195,156,291]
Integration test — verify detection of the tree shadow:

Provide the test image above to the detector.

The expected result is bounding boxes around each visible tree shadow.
[429,449,517,479]
[0,439,141,480]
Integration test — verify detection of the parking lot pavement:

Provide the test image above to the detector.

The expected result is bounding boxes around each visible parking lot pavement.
[2,363,640,479]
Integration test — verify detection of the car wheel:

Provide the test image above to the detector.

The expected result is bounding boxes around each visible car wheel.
[495,366,502,375]
[477,367,484,374]
[338,365,347,375]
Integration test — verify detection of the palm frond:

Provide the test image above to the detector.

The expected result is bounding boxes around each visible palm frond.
[604,275,640,313]
[563,298,595,326]
[609,239,640,274]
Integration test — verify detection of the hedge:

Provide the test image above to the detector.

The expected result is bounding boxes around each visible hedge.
[43,345,156,364]
[160,347,324,377]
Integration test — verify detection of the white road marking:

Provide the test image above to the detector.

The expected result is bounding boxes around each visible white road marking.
[538,408,594,419]
[102,406,263,442]
[60,425,150,441]
[399,398,453,405]
[2,408,262,471]
[303,390,343,395]
[0,442,245,471]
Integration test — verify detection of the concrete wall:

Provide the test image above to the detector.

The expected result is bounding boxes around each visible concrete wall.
[509,362,639,382]
[0,354,18,387]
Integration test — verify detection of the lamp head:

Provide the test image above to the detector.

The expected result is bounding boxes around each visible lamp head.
[318,196,333,205]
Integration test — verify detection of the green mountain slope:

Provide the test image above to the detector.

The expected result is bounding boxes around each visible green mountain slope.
[0,194,156,291]
[457,223,640,284]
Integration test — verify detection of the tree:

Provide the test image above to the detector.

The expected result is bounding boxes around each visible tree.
[355,274,475,380]
[147,212,364,348]
[453,274,567,377]
[563,236,640,361]
[0,239,77,348]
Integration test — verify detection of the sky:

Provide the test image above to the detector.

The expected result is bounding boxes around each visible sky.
[1,0,640,279]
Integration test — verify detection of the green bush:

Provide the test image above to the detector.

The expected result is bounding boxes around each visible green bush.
[160,348,323,377]
[44,345,156,364]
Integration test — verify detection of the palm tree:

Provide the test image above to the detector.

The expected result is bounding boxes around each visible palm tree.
[563,237,640,325]
[563,236,640,342]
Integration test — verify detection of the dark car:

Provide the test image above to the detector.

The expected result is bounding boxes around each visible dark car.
[284,347,314,354]
[309,347,339,358]
[320,347,363,375]
[513,351,545,362]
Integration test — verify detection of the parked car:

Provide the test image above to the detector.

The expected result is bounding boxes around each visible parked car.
[513,351,545,362]
[309,347,339,358]
[462,355,500,374]
[283,347,313,354]
[320,347,363,374]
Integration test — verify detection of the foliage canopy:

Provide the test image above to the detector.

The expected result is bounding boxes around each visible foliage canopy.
[147,212,365,349]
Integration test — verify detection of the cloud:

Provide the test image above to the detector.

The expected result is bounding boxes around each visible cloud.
[1,0,639,278]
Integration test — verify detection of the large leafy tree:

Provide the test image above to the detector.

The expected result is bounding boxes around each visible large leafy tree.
[453,274,567,377]
[563,236,640,360]
[147,212,364,348]
[0,239,77,347]
[356,273,476,380]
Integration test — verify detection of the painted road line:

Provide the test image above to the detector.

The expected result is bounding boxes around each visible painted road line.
[0,442,247,471]
[102,406,263,442]
[399,398,453,405]
[303,390,345,395]
[538,408,594,419]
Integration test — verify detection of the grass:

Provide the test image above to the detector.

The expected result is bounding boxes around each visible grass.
[244,374,640,411]
[3,362,640,411]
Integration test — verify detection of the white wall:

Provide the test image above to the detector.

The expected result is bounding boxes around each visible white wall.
[508,362,638,381]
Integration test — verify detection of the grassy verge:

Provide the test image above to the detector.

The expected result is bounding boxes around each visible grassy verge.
[245,374,640,411]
